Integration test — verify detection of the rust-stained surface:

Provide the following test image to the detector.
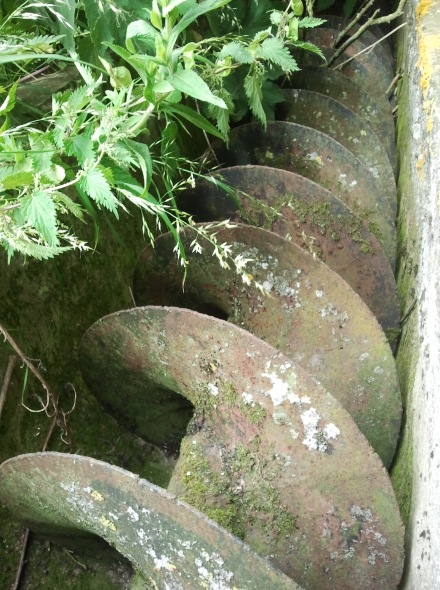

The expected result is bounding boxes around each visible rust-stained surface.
[302,28,394,104]
[178,166,400,339]
[278,89,397,212]
[214,122,396,267]
[288,66,396,169]
[133,227,401,466]
[0,452,302,590]
[77,307,404,589]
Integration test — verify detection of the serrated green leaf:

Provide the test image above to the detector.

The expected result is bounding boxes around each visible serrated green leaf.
[257,37,299,73]
[79,167,119,214]
[294,41,326,61]
[0,170,34,190]
[218,41,253,64]
[29,135,55,173]
[168,69,227,108]
[298,16,327,28]
[52,192,84,220]
[244,65,266,126]
[67,85,92,111]
[1,239,70,261]
[270,10,283,25]
[20,190,58,246]
[65,135,96,165]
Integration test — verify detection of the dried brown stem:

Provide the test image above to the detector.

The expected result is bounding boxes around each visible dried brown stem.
[334,0,377,46]
[0,322,73,443]
[11,528,30,590]
[0,355,16,423]
[0,323,53,412]
[333,22,407,70]
[328,0,408,67]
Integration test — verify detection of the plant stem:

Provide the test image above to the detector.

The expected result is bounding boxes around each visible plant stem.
[127,102,155,136]
[11,528,30,590]
[333,22,407,70]
[0,355,16,424]
[327,0,408,67]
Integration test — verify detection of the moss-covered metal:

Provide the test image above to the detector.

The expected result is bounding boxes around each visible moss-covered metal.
[214,122,397,267]
[133,224,402,467]
[78,305,405,589]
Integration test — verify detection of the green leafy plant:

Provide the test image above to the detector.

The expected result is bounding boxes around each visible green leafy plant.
[0,0,325,269]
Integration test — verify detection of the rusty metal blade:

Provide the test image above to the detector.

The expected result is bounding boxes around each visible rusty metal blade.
[288,66,396,170]
[215,122,397,267]
[302,28,394,104]
[278,89,397,215]
[78,306,404,590]
[133,226,401,467]
[0,452,302,590]
[178,165,400,341]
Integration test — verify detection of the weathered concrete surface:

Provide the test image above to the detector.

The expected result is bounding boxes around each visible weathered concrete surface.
[391,0,440,587]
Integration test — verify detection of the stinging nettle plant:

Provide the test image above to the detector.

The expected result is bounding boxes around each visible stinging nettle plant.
[0,0,325,275]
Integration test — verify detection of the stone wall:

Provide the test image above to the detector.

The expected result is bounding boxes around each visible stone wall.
[392,0,440,587]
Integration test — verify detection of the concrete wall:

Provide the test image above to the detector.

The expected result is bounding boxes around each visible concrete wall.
[392,0,440,587]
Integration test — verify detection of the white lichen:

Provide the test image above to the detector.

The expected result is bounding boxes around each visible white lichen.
[208,383,219,396]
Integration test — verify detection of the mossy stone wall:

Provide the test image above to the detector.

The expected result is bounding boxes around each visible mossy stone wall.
[391,0,440,587]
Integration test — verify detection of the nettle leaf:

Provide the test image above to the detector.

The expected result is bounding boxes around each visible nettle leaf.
[0,170,34,190]
[257,37,299,73]
[270,10,283,26]
[168,69,227,108]
[79,166,119,214]
[206,87,233,139]
[52,192,84,220]
[65,135,96,165]
[66,85,93,111]
[294,41,326,61]
[298,17,327,28]
[244,64,265,126]
[28,135,55,173]
[2,239,70,261]
[218,42,253,64]
[20,190,58,246]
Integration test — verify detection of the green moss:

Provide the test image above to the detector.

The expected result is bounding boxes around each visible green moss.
[178,437,245,538]
[385,327,401,346]
[388,54,418,526]
[238,191,377,256]
[222,380,239,406]
[0,206,174,589]
[176,434,297,550]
